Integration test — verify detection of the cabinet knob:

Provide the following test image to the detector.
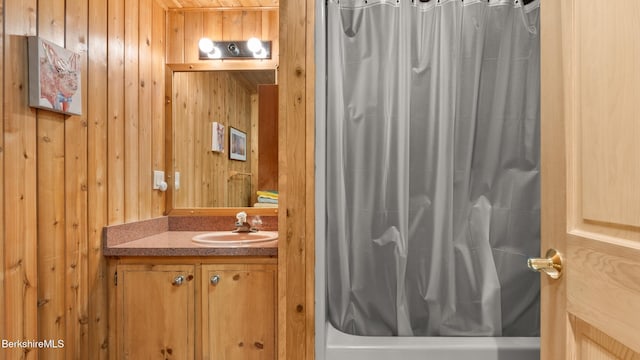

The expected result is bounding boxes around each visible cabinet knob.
[210,275,221,285]
[172,275,185,286]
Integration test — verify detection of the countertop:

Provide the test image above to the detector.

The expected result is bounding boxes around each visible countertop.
[103,216,278,257]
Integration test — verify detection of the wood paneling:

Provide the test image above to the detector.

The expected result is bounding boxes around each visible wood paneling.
[139,0,154,221]
[4,2,38,360]
[578,0,640,228]
[278,0,315,358]
[223,11,243,40]
[573,317,640,360]
[203,11,223,41]
[250,93,259,205]
[228,73,252,207]
[152,1,167,217]
[0,0,4,347]
[567,237,640,354]
[36,1,67,359]
[166,10,185,63]
[184,11,204,63]
[108,0,125,224]
[166,8,278,69]
[124,0,140,222]
[304,3,316,356]
[65,0,90,357]
[156,0,279,9]
[0,0,314,359]
[261,9,278,68]
[87,0,109,358]
[2,0,166,358]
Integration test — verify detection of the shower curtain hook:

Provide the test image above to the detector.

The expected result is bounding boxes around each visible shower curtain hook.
[517,0,538,35]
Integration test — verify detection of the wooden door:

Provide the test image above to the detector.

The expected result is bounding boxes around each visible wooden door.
[116,264,195,360]
[540,0,640,359]
[202,264,276,360]
[257,84,279,192]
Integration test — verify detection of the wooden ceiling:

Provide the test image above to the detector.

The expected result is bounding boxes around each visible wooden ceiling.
[157,0,279,9]
[230,70,277,93]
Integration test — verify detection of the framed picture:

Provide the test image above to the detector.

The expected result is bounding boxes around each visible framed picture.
[229,127,247,161]
[28,36,82,115]
[211,122,225,152]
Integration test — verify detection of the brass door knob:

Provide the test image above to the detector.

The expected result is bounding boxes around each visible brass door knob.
[528,248,563,279]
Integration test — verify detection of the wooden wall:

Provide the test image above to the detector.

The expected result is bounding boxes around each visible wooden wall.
[278,0,316,358]
[155,0,279,8]
[166,8,278,67]
[0,0,318,359]
[1,0,166,358]
[172,71,254,208]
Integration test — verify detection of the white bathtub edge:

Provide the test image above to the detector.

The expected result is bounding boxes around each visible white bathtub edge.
[326,321,540,360]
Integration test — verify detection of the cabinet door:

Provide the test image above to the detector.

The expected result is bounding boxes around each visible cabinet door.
[202,264,276,360]
[117,264,195,360]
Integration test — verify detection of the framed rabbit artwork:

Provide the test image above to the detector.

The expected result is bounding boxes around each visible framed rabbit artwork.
[28,36,82,116]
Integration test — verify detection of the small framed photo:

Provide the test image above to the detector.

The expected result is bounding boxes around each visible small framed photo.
[28,36,82,115]
[229,127,247,161]
[211,122,225,152]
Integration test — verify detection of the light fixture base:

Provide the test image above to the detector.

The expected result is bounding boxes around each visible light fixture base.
[199,40,272,60]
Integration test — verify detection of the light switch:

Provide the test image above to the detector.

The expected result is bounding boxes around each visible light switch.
[153,170,168,191]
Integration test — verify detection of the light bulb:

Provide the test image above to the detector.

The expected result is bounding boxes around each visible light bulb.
[252,47,267,59]
[208,47,222,59]
[198,38,214,53]
[247,37,263,53]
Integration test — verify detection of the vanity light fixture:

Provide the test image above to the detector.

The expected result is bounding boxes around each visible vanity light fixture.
[198,38,222,59]
[247,37,268,59]
[198,37,272,60]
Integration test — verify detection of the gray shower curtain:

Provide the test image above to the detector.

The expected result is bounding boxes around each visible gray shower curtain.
[326,0,540,337]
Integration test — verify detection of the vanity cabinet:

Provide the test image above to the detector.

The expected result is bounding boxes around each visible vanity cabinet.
[202,264,277,360]
[110,259,276,360]
[115,264,196,360]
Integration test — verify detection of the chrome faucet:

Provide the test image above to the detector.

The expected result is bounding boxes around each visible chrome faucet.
[233,211,258,233]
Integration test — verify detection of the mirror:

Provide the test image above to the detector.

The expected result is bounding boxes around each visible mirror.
[166,67,278,214]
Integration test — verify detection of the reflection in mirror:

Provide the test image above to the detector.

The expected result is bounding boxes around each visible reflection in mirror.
[171,69,278,209]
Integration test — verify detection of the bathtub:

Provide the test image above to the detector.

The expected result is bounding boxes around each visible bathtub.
[323,321,539,360]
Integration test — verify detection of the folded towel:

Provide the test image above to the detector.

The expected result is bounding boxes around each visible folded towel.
[257,196,278,204]
[253,202,278,208]
[257,190,279,199]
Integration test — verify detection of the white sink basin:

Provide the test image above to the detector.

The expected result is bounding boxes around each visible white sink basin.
[192,231,278,246]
